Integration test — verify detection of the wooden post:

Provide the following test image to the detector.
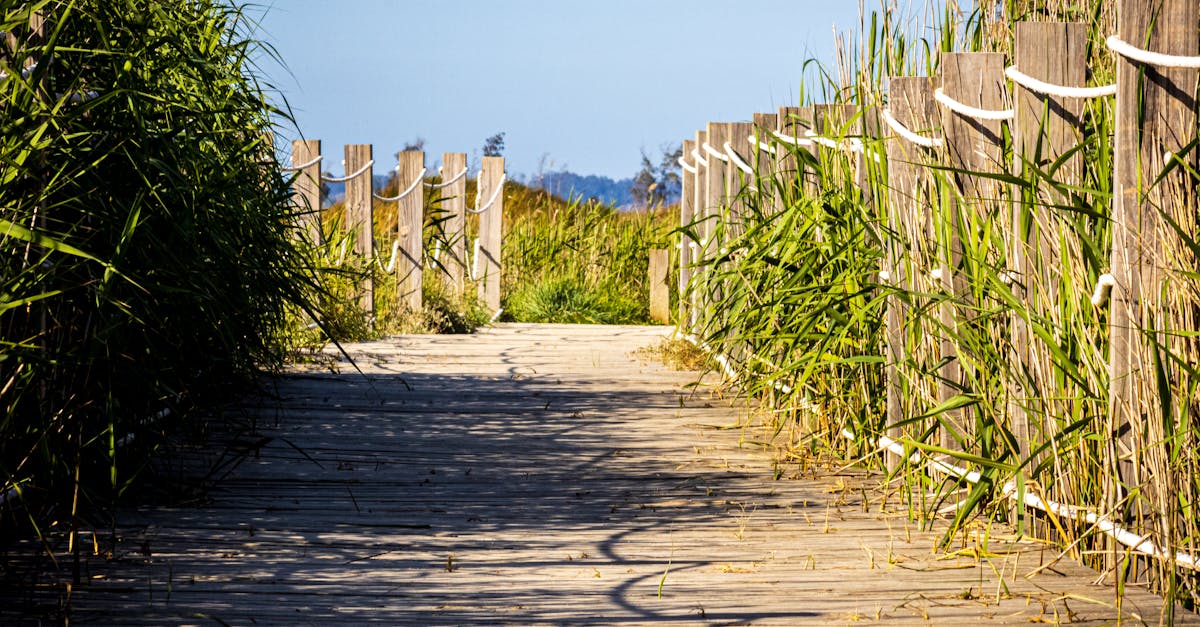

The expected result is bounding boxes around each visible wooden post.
[477,156,505,312]
[1009,22,1087,474]
[396,151,425,311]
[679,139,697,327]
[724,121,754,242]
[440,152,468,296]
[936,53,1008,451]
[1109,0,1199,573]
[691,129,709,332]
[702,123,730,331]
[344,144,375,316]
[751,112,777,165]
[812,104,858,192]
[649,249,670,324]
[778,105,816,196]
[752,113,781,215]
[291,140,322,244]
[883,76,940,471]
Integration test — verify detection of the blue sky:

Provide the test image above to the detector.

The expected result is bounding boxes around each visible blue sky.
[255,1,867,179]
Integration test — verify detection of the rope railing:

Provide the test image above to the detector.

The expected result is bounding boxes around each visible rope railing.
[691,148,709,168]
[677,156,698,175]
[1004,66,1116,99]
[466,172,506,214]
[281,154,323,172]
[470,237,482,280]
[842,428,1200,572]
[0,62,36,81]
[722,141,754,175]
[933,87,1015,121]
[1091,273,1116,307]
[374,167,427,202]
[702,142,730,163]
[804,130,865,153]
[880,108,944,148]
[747,135,777,155]
[1106,35,1200,69]
[427,166,468,189]
[64,90,99,104]
[429,240,442,269]
[376,240,401,274]
[771,130,815,147]
[321,159,375,183]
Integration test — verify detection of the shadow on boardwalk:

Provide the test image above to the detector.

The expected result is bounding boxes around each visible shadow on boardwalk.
[2,324,1190,625]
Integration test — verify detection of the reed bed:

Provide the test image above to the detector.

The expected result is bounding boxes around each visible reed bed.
[685,0,1199,612]
[0,0,314,550]
[316,178,671,332]
[502,191,673,324]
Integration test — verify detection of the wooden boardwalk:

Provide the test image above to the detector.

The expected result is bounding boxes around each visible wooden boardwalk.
[6,323,1191,625]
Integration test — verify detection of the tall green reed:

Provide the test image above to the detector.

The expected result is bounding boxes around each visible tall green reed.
[1,0,314,544]
[683,0,1198,609]
[502,190,672,324]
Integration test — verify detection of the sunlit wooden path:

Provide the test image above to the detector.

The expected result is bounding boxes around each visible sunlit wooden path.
[22,324,1188,624]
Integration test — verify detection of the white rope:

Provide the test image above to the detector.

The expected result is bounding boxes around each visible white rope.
[282,154,323,172]
[771,130,815,147]
[426,167,468,189]
[933,88,1015,121]
[0,480,29,508]
[881,109,944,148]
[64,91,99,104]
[678,157,698,175]
[679,333,792,395]
[374,167,427,202]
[466,172,506,214]
[843,429,1200,571]
[691,149,709,168]
[0,63,36,81]
[470,237,482,280]
[334,239,350,267]
[804,130,866,153]
[1091,273,1116,307]
[1004,66,1116,99]
[702,142,730,163]
[321,160,375,183]
[722,141,754,175]
[376,240,401,274]
[1106,35,1200,69]
[747,135,777,155]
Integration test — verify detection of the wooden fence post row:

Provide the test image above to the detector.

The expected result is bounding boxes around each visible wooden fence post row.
[286,141,505,316]
[674,2,1200,584]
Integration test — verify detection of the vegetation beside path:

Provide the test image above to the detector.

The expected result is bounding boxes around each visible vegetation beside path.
[0,0,315,544]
